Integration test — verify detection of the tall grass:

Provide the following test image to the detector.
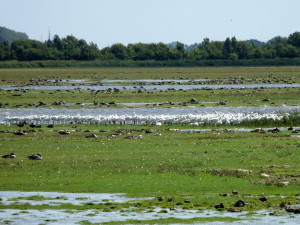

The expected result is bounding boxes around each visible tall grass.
[1,58,300,68]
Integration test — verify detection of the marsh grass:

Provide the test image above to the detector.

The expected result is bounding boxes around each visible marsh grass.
[1,87,300,108]
[0,66,299,223]
[8,196,59,201]
[0,67,300,83]
[0,125,299,201]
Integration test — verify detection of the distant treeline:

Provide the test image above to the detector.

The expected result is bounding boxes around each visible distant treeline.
[0,31,300,66]
[1,58,300,68]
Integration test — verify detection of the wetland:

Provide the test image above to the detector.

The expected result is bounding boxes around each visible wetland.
[0,67,299,224]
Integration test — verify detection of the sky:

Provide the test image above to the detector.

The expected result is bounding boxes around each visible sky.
[1,0,300,48]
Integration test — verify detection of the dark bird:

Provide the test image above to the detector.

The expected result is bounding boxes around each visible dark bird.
[28,154,42,160]
[156,197,164,201]
[86,134,97,138]
[16,123,25,127]
[232,190,238,195]
[58,130,70,135]
[259,196,268,202]
[214,203,224,209]
[13,131,26,135]
[2,153,16,158]
[219,193,228,197]
[234,200,246,207]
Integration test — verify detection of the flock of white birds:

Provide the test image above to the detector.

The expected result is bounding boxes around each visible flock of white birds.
[4,112,286,125]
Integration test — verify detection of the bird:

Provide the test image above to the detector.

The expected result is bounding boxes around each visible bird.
[232,190,239,195]
[2,153,16,158]
[16,123,25,127]
[58,130,70,135]
[29,123,36,128]
[219,193,228,197]
[13,131,26,135]
[28,154,42,160]
[234,200,246,207]
[86,134,97,138]
[259,196,268,202]
[214,203,224,209]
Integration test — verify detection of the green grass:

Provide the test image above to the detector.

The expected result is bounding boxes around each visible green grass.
[98,217,244,225]
[0,66,300,84]
[0,124,299,199]
[1,87,300,108]
[1,66,299,108]
[0,124,299,225]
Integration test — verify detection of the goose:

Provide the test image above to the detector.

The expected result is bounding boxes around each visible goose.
[214,203,224,209]
[58,130,70,135]
[2,153,16,158]
[13,131,26,135]
[232,190,238,195]
[86,134,97,138]
[28,154,42,160]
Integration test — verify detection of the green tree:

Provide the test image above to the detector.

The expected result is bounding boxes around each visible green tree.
[0,41,12,60]
[288,32,300,47]
[231,37,238,53]
[111,43,128,60]
[129,43,154,60]
[99,47,115,60]
[175,41,186,59]
[222,37,232,59]
[236,41,256,59]
[205,41,223,60]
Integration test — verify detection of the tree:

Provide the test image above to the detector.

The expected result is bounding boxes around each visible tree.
[261,44,276,59]
[53,35,62,50]
[236,41,256,59]
[205,41,223,60]
[129,43,154,60]
[152,43,170,61]
[288,32,300,48]
[99,47,115,60]
[222,37,232,59]
[111,43,128,60]
[176,42,186,59]
[231,37,238,53]
[0,41,12,60]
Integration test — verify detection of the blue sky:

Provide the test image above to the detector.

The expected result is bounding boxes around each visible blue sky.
[1,0,300,48]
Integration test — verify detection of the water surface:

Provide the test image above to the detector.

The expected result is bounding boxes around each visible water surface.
[0,191,298,225]
[2,83,300,90]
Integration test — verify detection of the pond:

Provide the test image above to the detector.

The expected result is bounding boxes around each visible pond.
[1,106,299,125]
[0,191,299,225]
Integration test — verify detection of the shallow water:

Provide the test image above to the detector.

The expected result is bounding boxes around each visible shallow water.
[0,191,152,206]
[0,191,298,225]
[1,106,299,125]
[2,83,300,90]
[2,209,299,225]
[100,78,209,83]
